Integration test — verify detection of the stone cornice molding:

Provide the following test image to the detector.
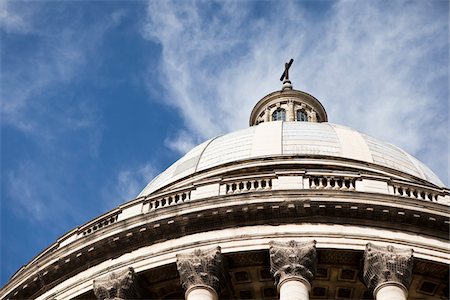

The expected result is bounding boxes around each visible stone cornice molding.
[93,267,139,300]
[176,246,224,294]
[363,243,414,293]
[269,240,317,287]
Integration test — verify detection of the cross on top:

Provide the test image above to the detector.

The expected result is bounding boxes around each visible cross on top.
[280,58,294,82]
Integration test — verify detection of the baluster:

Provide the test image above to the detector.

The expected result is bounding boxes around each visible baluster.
[317,177,324,189]
[349,179,355,190]
[256,179,262,190]
[243,180,250,192]
[309,178,316,189]
[248,180,255,191]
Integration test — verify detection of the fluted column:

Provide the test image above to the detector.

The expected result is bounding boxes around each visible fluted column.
[93,267,139,300]
[176,246,224,300]
[269,240,317,300]
[363,243,414,300]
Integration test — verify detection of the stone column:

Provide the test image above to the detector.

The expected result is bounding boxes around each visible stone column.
[363,243,414,300]
[93,267,140,300]
[287,100,295,122]
[264,108,270,122]
[310,109,318,122]
[176,246,224,300]
[269,240,317,300]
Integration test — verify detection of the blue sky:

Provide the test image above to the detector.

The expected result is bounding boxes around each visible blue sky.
[1,0,448,286]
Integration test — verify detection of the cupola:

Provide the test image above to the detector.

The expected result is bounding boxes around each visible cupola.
[249,59,328,126]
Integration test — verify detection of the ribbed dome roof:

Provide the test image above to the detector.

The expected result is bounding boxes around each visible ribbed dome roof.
[139,122,444,197]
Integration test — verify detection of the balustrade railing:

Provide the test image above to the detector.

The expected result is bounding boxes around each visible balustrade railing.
[391,184,438,202]
[225,178,272,194]
[147,190,192,211]
[81,211,120,236]
[308,176,356,191]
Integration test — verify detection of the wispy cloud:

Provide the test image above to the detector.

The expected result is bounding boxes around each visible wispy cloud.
[5,161,67,223]
[143,0,448,185]
[105,163,158,206]
[0,1,30,33]
[1,2,128,221]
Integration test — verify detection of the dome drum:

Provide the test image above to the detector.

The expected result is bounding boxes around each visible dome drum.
[249,89,328,126]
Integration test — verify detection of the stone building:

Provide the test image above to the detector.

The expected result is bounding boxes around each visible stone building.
[1,69,449,300]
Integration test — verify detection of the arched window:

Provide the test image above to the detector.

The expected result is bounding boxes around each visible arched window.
[297,110,308,122]
[272,109,286,121]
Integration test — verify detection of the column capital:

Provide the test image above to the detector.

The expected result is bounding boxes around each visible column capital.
[176,246,224,295]
[93,267,139,300]
[363,243,414,293]
[269,240,317,288]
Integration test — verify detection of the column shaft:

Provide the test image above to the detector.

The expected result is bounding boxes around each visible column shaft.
[279,278,310,300]
[374,283,408,300]
[186,286,218,300]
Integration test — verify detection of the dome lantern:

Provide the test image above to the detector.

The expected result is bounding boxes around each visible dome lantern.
[249,58,328,126]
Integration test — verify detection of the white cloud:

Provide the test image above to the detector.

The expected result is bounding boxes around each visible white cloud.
[2,4,126,140]
[109,163,158,205]
[143,0,448,185]
[0,1,29,33]
[6,161,62,223]
[164,130,197,154]
[2,4,129,222]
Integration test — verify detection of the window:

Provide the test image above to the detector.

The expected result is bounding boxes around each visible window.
[297,110,307,122]
[272,108,286,121]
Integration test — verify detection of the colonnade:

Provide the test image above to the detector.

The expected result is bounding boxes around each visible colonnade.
[92,242,414,300]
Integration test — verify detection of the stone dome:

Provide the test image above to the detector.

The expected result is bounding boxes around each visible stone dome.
[2,63,449,300]
[139,121,444,197]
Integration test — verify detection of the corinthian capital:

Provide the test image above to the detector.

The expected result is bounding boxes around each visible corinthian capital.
[269,240,317,285]
[176,246,224,294]
[363,243,414,292]
[93,267,139,300]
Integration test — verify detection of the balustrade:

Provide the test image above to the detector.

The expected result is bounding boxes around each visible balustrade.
[391,185,438,202]
[81,212,120,236]
[225,178,272,194]
[148,190,192,211]
[309,176,355,191]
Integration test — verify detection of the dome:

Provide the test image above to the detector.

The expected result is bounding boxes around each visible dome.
[2,60,449,300]
[139,121,444,197]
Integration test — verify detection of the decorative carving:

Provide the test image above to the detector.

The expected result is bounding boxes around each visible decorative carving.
[176,246,224,293]
[93,267,139,300]
[363,243,414,292]
[269,240,317,285]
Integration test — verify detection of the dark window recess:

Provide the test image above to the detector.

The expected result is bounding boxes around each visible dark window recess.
[337,287,352,298]
[316,267,328,279]
[259,268,272,280]
[235,271,249,282]
[419,281,438,294]
[362,290,374,299]
[239,290,253,299]
[312,286,327,297]
[263,287,276,298]
[340,269,356,280]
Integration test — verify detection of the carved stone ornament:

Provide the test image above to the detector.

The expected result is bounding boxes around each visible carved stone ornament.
[93,267,139,300]
[176,246,224,293]
[269,240,317,285]
[363,243,414,292]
